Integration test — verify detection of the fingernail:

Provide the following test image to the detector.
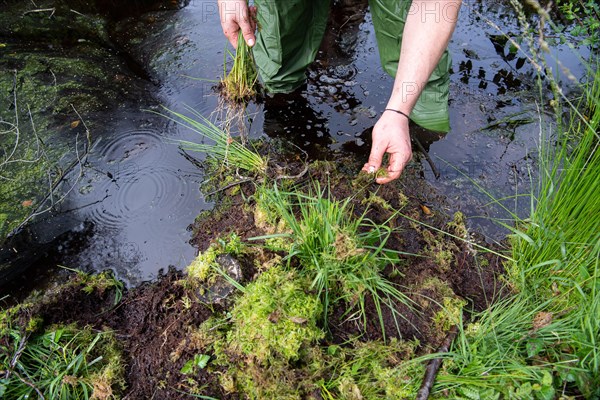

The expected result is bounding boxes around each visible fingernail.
[248,38,255,46]
[368,166,375,173]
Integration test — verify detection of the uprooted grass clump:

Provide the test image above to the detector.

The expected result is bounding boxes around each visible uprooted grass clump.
[221,31,259,103]
[160,106,268,177]
[0,318,125,400]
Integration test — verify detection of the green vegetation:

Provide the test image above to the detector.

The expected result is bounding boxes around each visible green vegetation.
[195,266,324,398]
[0,322,125,400]
[186,233,245,285]
[0,269,127,400]
[190,265,427,399]
[255,183,413,338]
[62,267,124,306]
[555,0,600,48]
[431,29,600,400]
[161,107,268,176]
[221,30,259,102]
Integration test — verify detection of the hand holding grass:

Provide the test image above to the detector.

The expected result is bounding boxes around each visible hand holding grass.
[363,110,412,184]
[364,1,461,184]
[218,0,257,48]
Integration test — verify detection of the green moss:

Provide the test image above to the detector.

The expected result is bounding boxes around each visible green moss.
[447,211,468,239]
[422,229,459,272]
[226,266,323,363]
[190,266,324,398]
[432,297,467,332]
[397,191,409,209]
[420,277,466,334]
[25,316,43,333]
[186,233,245,285]
[361,192,393,211]
[351,170,375,188]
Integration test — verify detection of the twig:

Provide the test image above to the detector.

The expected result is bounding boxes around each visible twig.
[205,178,253,197]
[339,13,363,30]
[22,7,55,17]
[14,104,90,232]
[274,163,309,181]
[412,135,440,179]
[273,140,310,181]
[415,325,459,400]
[13,370,45,399]
[9,334,29,371]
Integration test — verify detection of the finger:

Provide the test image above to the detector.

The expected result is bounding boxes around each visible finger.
[361,163,376,174]
[364,146,384,173]
[375,152,407,184]
[228,32,238,48]
[222,22,240,47]
[239,14,256,46]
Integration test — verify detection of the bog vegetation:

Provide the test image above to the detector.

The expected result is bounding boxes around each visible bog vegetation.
[1,0,598,399]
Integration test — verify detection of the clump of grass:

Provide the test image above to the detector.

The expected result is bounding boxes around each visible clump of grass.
[253,182,413,338]
[160,106,268,176]
[221,30,259,102]
[433,47,600,400]
[0,322,125,400]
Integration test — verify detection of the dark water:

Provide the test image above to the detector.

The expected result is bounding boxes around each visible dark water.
[3,0,590,288]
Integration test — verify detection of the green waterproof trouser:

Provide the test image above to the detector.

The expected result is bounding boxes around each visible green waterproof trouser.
[253,0,451,132]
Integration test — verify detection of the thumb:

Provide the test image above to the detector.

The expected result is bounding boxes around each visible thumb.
[363,146,384,173]
[240,20,256,46]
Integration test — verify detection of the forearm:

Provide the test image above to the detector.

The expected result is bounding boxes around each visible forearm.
[386,0,461,113]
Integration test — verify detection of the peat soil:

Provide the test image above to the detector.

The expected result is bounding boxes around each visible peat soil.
[9,154,508,399]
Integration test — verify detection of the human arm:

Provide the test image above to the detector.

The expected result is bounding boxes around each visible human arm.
[363,0,461,184]
[218,0,257,48]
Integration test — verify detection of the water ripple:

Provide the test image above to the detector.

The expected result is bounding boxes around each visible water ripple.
[99,129,166,165]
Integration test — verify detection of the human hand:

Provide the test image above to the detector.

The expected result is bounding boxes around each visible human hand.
[362,110,412,184]
[218,0,257,48]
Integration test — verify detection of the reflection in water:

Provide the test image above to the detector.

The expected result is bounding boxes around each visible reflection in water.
[65,116,207,286]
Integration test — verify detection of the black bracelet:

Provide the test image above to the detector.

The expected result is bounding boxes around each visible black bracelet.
[384,108,410,120]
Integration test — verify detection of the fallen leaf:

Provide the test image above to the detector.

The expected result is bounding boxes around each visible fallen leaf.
[70,120,80,128]
[532,311,553,331]
[21,200,33,207]
[420,204,433,216]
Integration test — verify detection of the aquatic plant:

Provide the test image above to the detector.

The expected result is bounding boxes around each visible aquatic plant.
[253,182,414,339]
[431,30,600,400]
[221,30,259,102]
[160,106,267,176]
